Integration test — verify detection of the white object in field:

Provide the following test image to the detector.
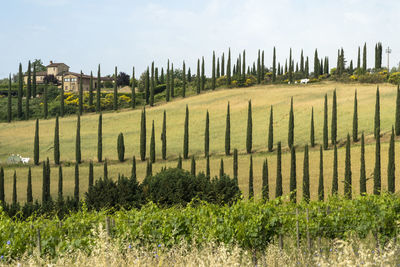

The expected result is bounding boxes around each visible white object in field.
[300,78,309,84]
[21,157,30,164]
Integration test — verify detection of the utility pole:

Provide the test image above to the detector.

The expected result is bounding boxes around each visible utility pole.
[386,46,392,71]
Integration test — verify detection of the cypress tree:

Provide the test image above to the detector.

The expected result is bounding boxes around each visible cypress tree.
[353,90,358,142]
[305,57,309,77]
[288,97,294,148]
[221,52,225,77]
[374,87,380,139]
[140,107,146,161]
[113,66,119,110]
[261,50,265,80]
[227,48,231,85]
[201,57,205,92]
[161,110,167,160]
[0,168,4,204]
[331,144,338,195]
[46,158,50,198]
[262,159,269,200]
[344,134,352,199]
[248,155,254,199]
[331,89,337,145]
[360,132,366,195]
[290,146,296,203]
[131,156,137,181]
[246,100,252,153]
[242,50,246,82]
[303,144,310,202]
[131,66,136,108]
[362,42,367,72]
[388,127,395,193]
[183,105,189,159]
[79,71,83,115]
[117,132,125,162]
[323,94,328,150]
[374,127,381,195]
[170,63,175,98]
[32,63,37,98]
[103,159,108,180]
[43,85,48,119]
[212,51,216,90]
[219,158,224,178]
[318,146,324,201]
[25,61,31,120]
[310,107,315,147]
[89,71,94,107]
[7,74,12,122]
[150,121,155,163]
[34,119,39,165]
[204,110,210,157]
[177,154,182,169]
[206,155,210,179]
[150,63,155,106]
[74,163,79,203]
[225,102,231,155]
[60,74,64,117]
[182,61,186,97]
[12,171,17,205]
[96,64,101,112]
[257,50,261,84]
[166,61,170,101]
[217,58,220,78]
[276,142,283,198]
[191,156,196,176]
[58,165,63,199]
[75,115,81,164]
[395,86,400,136]
[233,148,238,183]
[17,63,22,118]
[357,46,361,70]
[88,161,94,190]
[268,106,274,152]
[272,47,276,82]
[41,161,48,203]
[97,113,102,162]
[145,67,150,104]
[314,49,319,78]
[27,167,33,203]
[196,59,200,94]
[146,161,153,177]
[54,116,60,164]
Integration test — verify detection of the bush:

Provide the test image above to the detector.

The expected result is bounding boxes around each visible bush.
[209,174,241,205]
[357,73,386,83]
[388,72,400,85]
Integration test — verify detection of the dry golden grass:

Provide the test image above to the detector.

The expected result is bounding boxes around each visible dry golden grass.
[0,81,399,202]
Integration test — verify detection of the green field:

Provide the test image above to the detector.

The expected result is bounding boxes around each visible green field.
[1,81,399,202]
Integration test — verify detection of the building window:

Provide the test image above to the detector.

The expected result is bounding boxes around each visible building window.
[64,78,70,82]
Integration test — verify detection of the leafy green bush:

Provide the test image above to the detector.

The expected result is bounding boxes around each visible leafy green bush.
[388,72,400,85]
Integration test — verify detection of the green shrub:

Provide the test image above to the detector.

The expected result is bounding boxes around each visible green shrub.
[389,72,400,85]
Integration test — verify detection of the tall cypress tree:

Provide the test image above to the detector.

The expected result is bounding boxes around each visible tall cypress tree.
[34,119,39,165]
[314,49,319,78]
[318,146,324,201]
[204,110,210,157]
[359,132,366,195]
[89,71,94,107]
[206,155,210,179]
[12,171,17,205]
[362,42,367,72]
[201,57,205,92]
[60,74,64,117]
[131,66,136,109]
[79,71,83,115]
[374,127,381,195]
[182,61,186,97]
[75,115,81,164]
[225,102,231,155]
[74,163,79,203]
[272,47,276,82]
[233,148,238,183]
[191,156,196,176]
[276,142,283,198]
[196,59,200,94]
[246,100,252,153]
[117,132,125,162]
[145,67,150,104]
[97,113,102,162]
[357,46,361,70]
[395,86,400,136]
[0,167,4,204]
[331,144,338,195]
[310,107,315,147]
[257,50,261,84]
[331,89,337,145]
[54,116,60,164]
[344,134,352,199]
[58,165,63,200]
[248,155,254,199]
[96,64,101,112]
[353,90,358,142]
[43,85,48,119]
[162,110,167,160]
[388,127,395,193]
[140,107,146,161]
[150,121,155,163]
[150,62,154,106]
[27,167,33,203]
[219,158,224,178]
[131,156,137,181]
[374,87,380,139]
[7,74,12,122]
[212,51,216,90]
[323,94,328,150]
[166,61,170,101]
[25,61,31,120]
[303,144,310,202]
[113,66,118,110]
[242,50,246,82]
[170,63,175,98]
[221,52,225,77]
[290,146,296,203]
[17,63,23,118]
[268,106,274,152]
[183,105,189,159]
[262,159,269,200]
[32,63,37,98]
[41,161,48,203]
[288,97,294,148]
[261,50,265,80]
[88,161,94,190]
[227,48,231,85]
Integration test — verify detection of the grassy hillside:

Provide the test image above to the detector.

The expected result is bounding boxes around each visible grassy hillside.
[1,81,399,202]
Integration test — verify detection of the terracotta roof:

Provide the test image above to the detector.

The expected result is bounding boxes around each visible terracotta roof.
[46,62,69,68]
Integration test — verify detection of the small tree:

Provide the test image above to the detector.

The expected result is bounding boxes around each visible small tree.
[318,146,324,201]
[103,159,108,180]
[96,64,101,112]
[310,107,315,147]
[27,167,33,203]
[225,102,231,155]
[332,144,338,195]
[276,142,282,198]
[54,116,60,164]
[140,107,146,161]
[17,63,22,118]
[58,165,63,200]
[12,171,17,205]
[344,134,352,199]
[88,161,94,191]
[97,114,102,162]
[0,167,4,203]
[183,105,189,159]
[262,159,269,200]
[353,90,358,142]
[388,127,395,193]
[177,154,182,169]
[131,156,137,181]
[131,67,136,109]
[79,72,83,115]
[206,155,210,178]
[34,119,40,165]
[204,111,210,157]
[246,100,252,153]
[161,110,167,160]
[268,106,274,152]
[219,158,224,178]
[374,127,381,195]
[89,71,94,107]
[303,144,310,202]
[360,132,366,195]
[150,121,155,163]
[248,156,254,199]
[233,148,238,183]
[374,87,380,139]
[396,86,400,136]
[323,94,328,150]
[191,156,196,176]
[7,74,12,123]
[117,133,125,162]
[288,97,294,148]
[75,115,81,164]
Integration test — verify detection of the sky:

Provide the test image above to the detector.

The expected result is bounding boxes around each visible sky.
[1,0,400,78]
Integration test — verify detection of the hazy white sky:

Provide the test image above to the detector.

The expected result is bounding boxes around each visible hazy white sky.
[1,0,400,78]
